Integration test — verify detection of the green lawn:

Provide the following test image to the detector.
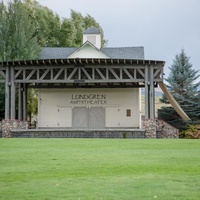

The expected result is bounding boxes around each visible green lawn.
[0,139,200,200]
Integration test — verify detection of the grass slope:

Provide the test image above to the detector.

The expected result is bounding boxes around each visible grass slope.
[0,139,200,200]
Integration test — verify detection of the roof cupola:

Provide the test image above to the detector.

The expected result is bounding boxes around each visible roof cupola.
[83,26,102,49]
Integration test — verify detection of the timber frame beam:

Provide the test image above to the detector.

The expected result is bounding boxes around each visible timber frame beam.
[0,58,165,120]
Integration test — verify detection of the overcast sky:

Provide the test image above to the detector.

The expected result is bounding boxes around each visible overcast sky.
[37,0,200,77]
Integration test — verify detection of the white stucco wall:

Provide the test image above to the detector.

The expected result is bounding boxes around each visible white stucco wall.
[83,34,101,49]
[38,88,141,129]
[67,43,109,58]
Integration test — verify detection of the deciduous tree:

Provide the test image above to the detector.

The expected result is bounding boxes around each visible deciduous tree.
[0,0,40,61]
[0,0,106,121]
[0,0,40,120]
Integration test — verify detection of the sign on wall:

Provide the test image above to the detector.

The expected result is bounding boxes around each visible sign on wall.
[70,94,107,105]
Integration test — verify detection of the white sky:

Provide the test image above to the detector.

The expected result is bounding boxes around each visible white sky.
[37,0,200,77]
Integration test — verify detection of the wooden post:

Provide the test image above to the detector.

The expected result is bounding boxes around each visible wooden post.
[5,66,10,119]
[18,83,22,120]
[23,83,27,121]
[149,65,155,119]
[10,66,16,119]
[145,65,149,119]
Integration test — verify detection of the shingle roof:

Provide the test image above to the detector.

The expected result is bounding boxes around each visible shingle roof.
[101,47,144,60]
[83,26,101,34]
[40,47,77,59]
[40,46,144,60]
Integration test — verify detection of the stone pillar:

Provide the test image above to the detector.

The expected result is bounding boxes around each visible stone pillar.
[2,120,19,138]
[0,121,2,137]
[144,119,157,138]
[2,119,29,138]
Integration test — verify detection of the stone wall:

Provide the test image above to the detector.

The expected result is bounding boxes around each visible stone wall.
[1,120,28,138]
[143,119,157,138]
[11,129,145,138]
[156,120,179,138]
[0,119,178,138]
[143,119,179,138]
[0,121,2,137]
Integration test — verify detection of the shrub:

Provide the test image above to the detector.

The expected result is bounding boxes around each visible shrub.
[179,124,200,139]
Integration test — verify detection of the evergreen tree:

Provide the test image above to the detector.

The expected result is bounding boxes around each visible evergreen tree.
[159,49,200,129]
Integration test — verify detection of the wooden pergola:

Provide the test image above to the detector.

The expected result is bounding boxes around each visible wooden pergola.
[0,58,164,122]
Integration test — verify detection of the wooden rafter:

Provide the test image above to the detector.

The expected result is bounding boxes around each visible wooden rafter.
[0,58,164,87]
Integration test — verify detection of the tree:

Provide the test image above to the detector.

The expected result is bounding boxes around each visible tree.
[23,3,107,48]
[59,10,107,47]
[0,0,40,61]
[59,18,76,47]
[0,0,41,120]
[24,0,61,47]
[83,13,107,47]
[0,0,107,121]
[0,2,8,61]
[1,1,106,58]
[159,49,200,130]
[0,2,7,119]
[27,88,38,123]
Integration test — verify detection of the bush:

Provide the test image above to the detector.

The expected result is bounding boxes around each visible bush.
[179,124,200,139]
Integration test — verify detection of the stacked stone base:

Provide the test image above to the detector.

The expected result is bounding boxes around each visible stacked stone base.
[0,119,179,138]
[11,129,145,138]
[1,120,28,138]
[143,119,179,138]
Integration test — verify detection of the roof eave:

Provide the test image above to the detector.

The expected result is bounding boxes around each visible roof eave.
[0,58,165,67]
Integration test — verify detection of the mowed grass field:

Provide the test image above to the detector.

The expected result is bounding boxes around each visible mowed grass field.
[0,139,200,200]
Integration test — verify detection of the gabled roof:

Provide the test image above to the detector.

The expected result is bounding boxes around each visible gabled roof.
[40,47,77,59]
[67,41,109,58]
[101,47,144,60]
[40,46,144,60]
[83,26,101,34]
